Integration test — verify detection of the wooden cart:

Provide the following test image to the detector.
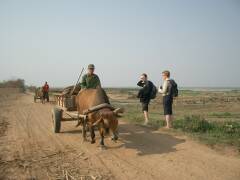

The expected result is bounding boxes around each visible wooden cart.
[51,93,114,139]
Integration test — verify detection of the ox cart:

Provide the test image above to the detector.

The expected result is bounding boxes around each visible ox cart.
[51,93,115,139]
[34,87,44,103]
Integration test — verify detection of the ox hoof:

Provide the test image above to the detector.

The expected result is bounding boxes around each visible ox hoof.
[100,145,107,150]
[111,136,118,142]
[82,138,87,143]
[91,140,96,144]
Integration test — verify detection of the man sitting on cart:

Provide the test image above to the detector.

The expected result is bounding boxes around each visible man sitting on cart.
[80,64,110,104]
[80,64,101,89]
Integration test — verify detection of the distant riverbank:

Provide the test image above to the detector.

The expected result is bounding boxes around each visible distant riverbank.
[180,87,240,92]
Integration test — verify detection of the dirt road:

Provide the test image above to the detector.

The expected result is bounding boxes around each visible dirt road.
[0,91,240,180]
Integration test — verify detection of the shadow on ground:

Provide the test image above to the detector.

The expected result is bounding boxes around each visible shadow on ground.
[59,122,185,156]
[118,123,186,156]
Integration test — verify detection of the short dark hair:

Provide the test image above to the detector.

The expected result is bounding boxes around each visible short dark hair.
[88,64,95,69]
[162,70,170,77]
[142,73,148,78]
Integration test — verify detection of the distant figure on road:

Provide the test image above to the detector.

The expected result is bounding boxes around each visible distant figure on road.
[137,73,154,125]
[80,64,101,89]
[42,82,49,102]
[159,70,178,129]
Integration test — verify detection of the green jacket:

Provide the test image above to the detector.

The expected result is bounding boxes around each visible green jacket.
[80,73,101,89]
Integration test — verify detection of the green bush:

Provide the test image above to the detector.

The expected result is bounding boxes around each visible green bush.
[173,115,212,133]
[212,121,240,135]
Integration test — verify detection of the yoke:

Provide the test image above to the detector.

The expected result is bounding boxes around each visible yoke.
[83,103,115,115]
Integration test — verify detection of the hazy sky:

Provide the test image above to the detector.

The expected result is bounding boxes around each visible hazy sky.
[0,0,240,87]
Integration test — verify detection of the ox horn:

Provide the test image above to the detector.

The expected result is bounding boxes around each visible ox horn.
[113,108,124,117]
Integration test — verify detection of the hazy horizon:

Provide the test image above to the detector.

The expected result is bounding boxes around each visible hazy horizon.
[1,0,240,88]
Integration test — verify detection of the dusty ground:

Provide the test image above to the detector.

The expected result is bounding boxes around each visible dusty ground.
[0,90,240,180]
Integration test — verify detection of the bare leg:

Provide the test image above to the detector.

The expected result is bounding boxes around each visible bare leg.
[143,111,149,125]
[165,115,171,129]
[170,115,173,128]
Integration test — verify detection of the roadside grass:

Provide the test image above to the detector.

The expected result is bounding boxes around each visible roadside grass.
[180,90,201,96]
[172,115,240,148]
[209,112,240,118]
[210,112,232,117]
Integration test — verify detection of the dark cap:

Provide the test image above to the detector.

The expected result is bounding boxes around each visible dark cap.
[88,64,95,69]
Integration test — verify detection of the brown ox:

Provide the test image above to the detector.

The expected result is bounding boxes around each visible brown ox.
[76,88,122,147]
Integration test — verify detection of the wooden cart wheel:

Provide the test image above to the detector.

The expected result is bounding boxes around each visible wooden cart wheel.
[52,107,62,133]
